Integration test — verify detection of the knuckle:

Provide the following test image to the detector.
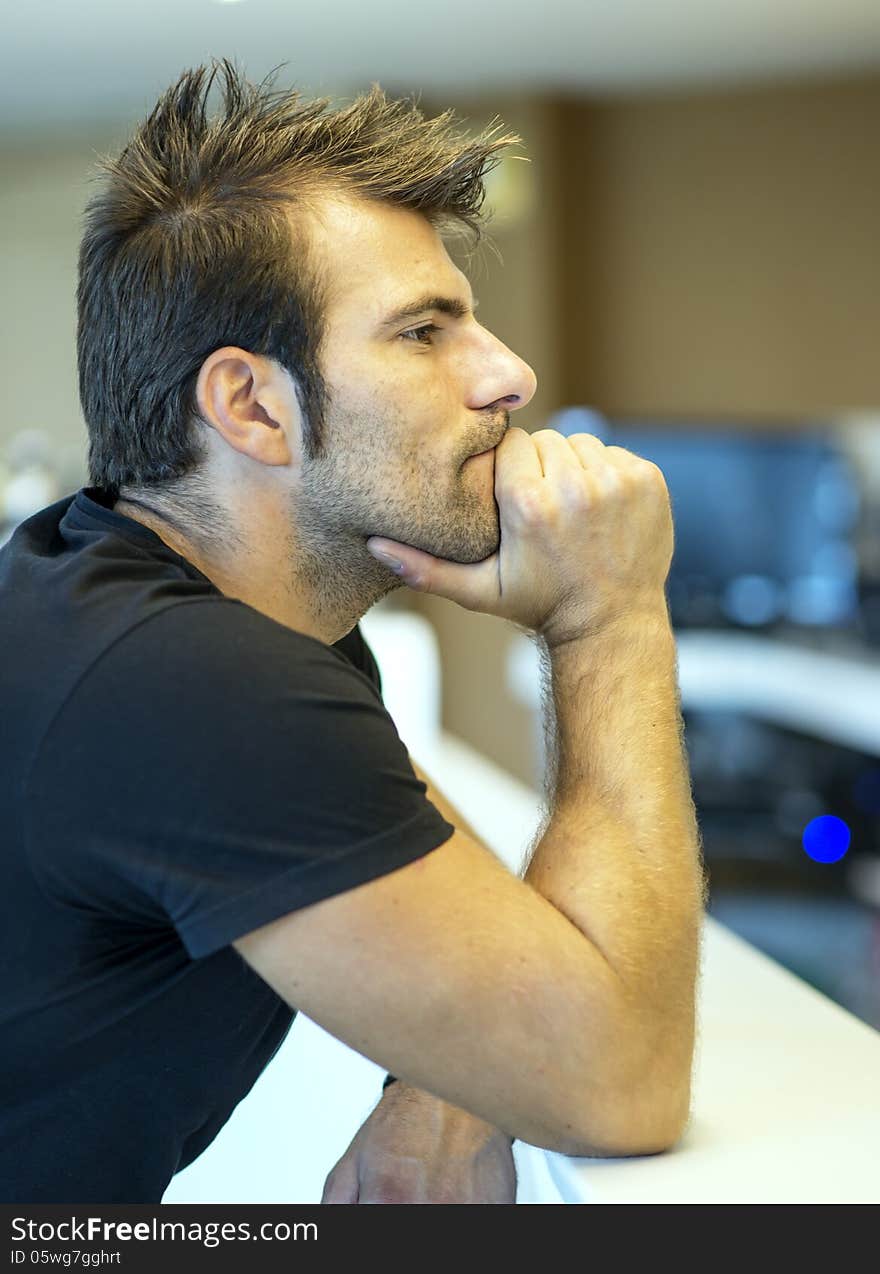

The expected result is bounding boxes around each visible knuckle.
[555,470,591,505]
[606,448,667,493]
[643,459,670,491]
[499,425,527,450]
[607,445,650,474]
[507,482,548,526]
[567,431,605,447]
[595,464,624,493]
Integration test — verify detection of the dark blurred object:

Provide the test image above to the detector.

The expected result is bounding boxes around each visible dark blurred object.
[837,415,880,648]
[682,707,878,886]
[684,706,880,1030]
[858,580,880,646]
[708,888,880,1031]
[549,410,862,637]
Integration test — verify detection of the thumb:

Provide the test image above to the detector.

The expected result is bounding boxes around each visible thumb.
[366,537,499,615]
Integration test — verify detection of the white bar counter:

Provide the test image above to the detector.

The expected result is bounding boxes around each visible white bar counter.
[545,922,880,1203]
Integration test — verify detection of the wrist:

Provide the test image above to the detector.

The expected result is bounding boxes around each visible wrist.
[541,594,672,654]
[382,1080,514,1147]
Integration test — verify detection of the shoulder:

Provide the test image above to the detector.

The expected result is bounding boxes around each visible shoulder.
[110,598,383,705]
[24,597,449,956]
[31,599,392,797]
[28,597,409,825]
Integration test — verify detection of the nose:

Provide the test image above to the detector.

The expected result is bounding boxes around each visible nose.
[468,328,538,415]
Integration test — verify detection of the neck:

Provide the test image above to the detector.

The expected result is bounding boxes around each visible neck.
[113,493,368,646]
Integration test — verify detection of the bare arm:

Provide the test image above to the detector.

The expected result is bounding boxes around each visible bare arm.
[234,428,705,1155]
[407,605,706,1135]
[404,606,705,1146]
[524,609,707,1140]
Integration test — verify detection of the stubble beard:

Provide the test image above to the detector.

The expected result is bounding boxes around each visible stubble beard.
[288,431,501,632]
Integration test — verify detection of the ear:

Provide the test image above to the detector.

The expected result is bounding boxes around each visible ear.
[194,347,302,467]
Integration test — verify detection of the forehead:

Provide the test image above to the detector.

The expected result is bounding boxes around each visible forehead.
[301,193,471,327]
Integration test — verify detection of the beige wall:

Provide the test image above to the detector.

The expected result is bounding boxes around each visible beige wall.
[558,73,880,419]
[0,130,123,464]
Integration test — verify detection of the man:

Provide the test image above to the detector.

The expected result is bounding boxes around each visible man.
[0,59,706,1204]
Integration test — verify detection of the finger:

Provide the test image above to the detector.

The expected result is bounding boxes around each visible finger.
[494,425,544,483]
[529,428,588,478]
[564,433,622,492]
[365,538,500,612]
[321,1154,360,1204]
[564,432,610,466]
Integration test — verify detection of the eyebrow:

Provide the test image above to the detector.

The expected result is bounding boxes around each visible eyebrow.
[377,293,479,331]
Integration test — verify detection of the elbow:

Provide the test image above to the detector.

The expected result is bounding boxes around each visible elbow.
[556,981,698,1158]
[549,1074,693,1160]
[557,1107,690,1161]
[514,968,699,1159]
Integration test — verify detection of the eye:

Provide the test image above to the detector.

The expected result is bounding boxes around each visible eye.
[400,323,440,346]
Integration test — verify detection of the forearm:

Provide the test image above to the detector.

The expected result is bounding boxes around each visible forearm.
[400,757,514,1139]
[524,605,706,1113]
[408,613,704,1146]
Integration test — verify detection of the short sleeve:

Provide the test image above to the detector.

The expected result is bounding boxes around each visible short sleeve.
[24,600,455,959]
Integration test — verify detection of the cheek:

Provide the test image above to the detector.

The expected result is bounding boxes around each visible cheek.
[327,368,458,468]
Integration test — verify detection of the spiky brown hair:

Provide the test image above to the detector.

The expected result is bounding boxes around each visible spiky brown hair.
[77,57,519,495]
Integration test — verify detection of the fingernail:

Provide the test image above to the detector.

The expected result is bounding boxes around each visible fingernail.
[370,548,405,573]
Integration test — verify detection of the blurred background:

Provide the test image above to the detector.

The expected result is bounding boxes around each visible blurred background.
[2,0,879,1029]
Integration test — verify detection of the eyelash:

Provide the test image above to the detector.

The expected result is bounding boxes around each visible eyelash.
[400,323,441,346]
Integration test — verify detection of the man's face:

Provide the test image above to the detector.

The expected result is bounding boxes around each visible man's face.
[291,194,537,581]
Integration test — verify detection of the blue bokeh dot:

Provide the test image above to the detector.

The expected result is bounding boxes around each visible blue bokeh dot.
[802,814,851,864]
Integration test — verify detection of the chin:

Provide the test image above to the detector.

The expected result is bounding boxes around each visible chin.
[449,529,500,564]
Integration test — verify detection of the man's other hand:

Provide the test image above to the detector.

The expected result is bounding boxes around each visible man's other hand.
[320,1082,517,1204]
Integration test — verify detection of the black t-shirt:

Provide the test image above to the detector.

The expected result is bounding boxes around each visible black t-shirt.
[0,489,455,1203]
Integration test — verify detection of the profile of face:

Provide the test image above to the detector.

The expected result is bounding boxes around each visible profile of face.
[291,194,538,606]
